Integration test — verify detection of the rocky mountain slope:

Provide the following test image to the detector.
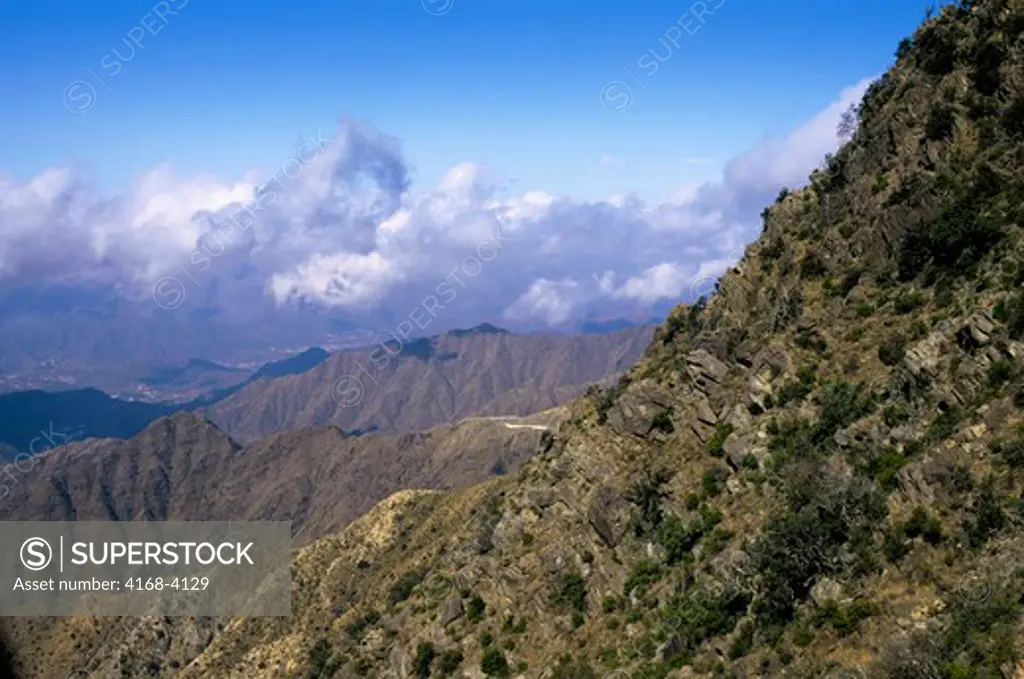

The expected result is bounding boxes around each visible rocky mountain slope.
[8,2,1024,677]
[0,409,566,678]
[206,325,652,442]
[0,409,563,542]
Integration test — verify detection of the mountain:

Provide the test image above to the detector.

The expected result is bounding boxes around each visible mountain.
[0,409,562,539]
[249,346,331,380]
[188,346,332,405]
[140,358,248,387]
[0,328,649,457]
[9,4,1024,677]
[0,409,564,677]
[8,3,1022,677]
[205,324,654,442]
[137,357,252,402]
[0,387,173,458]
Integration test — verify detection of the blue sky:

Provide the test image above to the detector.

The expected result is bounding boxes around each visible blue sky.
[1,0,929,201]
[0,0,941,333]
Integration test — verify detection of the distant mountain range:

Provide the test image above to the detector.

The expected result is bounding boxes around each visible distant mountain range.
[205,324,654,442]
[0,324,653,454]
[140,357,248,387]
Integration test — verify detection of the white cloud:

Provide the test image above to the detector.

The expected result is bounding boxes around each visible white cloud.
[0,81,870,330]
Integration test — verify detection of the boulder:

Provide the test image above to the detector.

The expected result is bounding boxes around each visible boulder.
[687,349,730,388]
[605,380,674,438]
[695,398,718,426]
[587,486,622,547]
[440,596,464,626]
[722,433,751,471]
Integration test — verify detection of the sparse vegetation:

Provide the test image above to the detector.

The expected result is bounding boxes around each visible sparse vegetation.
[706,422,734,457]
[466,595,486,622]
[51,6,1024,677]
[415,642,436,678]
[551,571,587,616]
[480,647,509,677]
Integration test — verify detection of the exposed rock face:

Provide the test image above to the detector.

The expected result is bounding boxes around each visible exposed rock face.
[440,596,464,626]
[605,380,674,439]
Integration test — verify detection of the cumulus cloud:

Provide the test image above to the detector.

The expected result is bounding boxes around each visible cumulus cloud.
[0,80,871,331]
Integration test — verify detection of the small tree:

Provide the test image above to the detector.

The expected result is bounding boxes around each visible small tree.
[481,647,509,677]
[415,642,436,678]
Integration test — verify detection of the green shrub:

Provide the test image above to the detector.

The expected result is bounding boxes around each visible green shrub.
[345,611,380,640]
[707,423,734,457]
[815,599,880,636]
[800,252,827,279]
[701,466,730,497]
[904,506,943,544]
[750,511,843,626]
[651,409,675,434]
[551,656,597,679]
[662,297,707,345]
[972,39,1006,96]
[656,515,701,566]
[878,334,907,366]
[728,620,755,659]
[467,595,486,622]
[992,430,1024,468]
[855,302,875,318]
[307,639,333,679]
[1003,96,1024,138]
[986,358,1015,389]
[703,528,734,558]
[915,23,958,76]
[966,478,1005,547]
[813,381,874,445]
[415,642,436,678]
[883,528,910,562]
[893,291,926,314]
[883,404,911,427]
[389,567,427,605]
[480,647,509,677]
[897,184,1004,282]
[437,650,463,675]
[941,584,1023,675]
[993,291,1024,338]
[867,447,908,490]
[594,375,631,424]
[762,239,784,260]
[776,367,816,406]
[926,406,962,443]
[623,559,663,597]
[625,468,671,537]
[551,572,587,614]
[662,584,751,660]
[795,328,828,353]
[925,102,956,141]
